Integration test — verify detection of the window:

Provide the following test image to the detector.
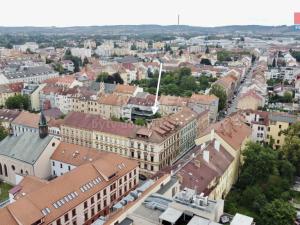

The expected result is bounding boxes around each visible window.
[60,163,63,168]
[110,183,116,191]
[97,192,101,200]
[64,213,69,222]
[84,212,88,221]
[279,125,282,129]
[97,203,101,212]
[72,209,76,217]
[72,220,77,225]
[56,219,61,225]
[4,164,7,177]
[111,193,116,202]
[11,165,15,171]
[68,166,71,171]
[84,201,88,209]
[52,161,55,166]
[91,208,95,216]
[103,189,107,196]
[103,199,107,207]
[91,197,94,205]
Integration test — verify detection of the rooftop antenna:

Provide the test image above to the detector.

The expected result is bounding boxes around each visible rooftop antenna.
[152,63,163,114]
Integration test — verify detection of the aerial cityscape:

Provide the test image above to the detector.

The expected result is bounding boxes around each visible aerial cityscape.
[0,1,299,225]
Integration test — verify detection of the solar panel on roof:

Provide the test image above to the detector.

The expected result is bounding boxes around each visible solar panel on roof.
[64,196,69,202]
[80,187,85,192]
[74,191,78,196]
[71,193,75,198]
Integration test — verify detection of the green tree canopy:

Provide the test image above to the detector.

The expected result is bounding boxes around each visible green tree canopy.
[0,125,8,141]
[260,200,296,225]
[238,142,277,188]
[5,95,30,110]
[282,122,300,174]
[96,72,124,84]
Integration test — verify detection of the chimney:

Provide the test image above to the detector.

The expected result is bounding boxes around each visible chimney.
[214,140,220,152]
[194,159,201,168]
[203,150,210,163]
[210,129,215,141]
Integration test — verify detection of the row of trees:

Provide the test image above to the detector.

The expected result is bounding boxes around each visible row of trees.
[132,67,217,97]
[226,122,300,225]
[96,72,124,84]
[5,95,30,110]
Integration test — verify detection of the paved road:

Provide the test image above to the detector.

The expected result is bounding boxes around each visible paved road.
[226,62,257,116]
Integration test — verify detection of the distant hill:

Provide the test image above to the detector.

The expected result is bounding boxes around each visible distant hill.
[0,25,298,36]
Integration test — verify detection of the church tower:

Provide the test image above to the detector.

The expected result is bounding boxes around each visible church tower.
[39,110,48,138]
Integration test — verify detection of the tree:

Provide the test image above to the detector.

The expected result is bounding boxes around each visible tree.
[96,72,124,84]
[112,73,124,84]
[130,44,137,50]
[134,118,146,126]
[200,58,212,65]
[205,45,210,54]
[282,91,293,103]
[96,72,109,82]
[209,84,227,111]
[217,50,232,62]
[281,122,300,175]
[238,143,277,188]
[180,76,197,91]
[260,200,296,225]
[241,185,267,213]
[272,58,276,68]
[0,126,8,141]
[5,43,13,49]
[5,95,30,110]
[53,63,64,74]
[83,57,89,66]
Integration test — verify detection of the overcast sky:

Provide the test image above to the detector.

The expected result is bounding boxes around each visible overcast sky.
[0,0,299,27]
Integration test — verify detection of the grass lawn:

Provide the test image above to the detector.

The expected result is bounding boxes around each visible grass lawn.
[0,182,12,201]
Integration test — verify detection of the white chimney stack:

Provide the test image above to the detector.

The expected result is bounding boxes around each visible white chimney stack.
[214,140,220,152]
[210,129,215,141]
[203,150,210,163]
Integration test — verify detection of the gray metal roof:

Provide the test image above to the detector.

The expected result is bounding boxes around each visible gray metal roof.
[269,113,298,123]
[0,132,54,165]
[3,66,56,79]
